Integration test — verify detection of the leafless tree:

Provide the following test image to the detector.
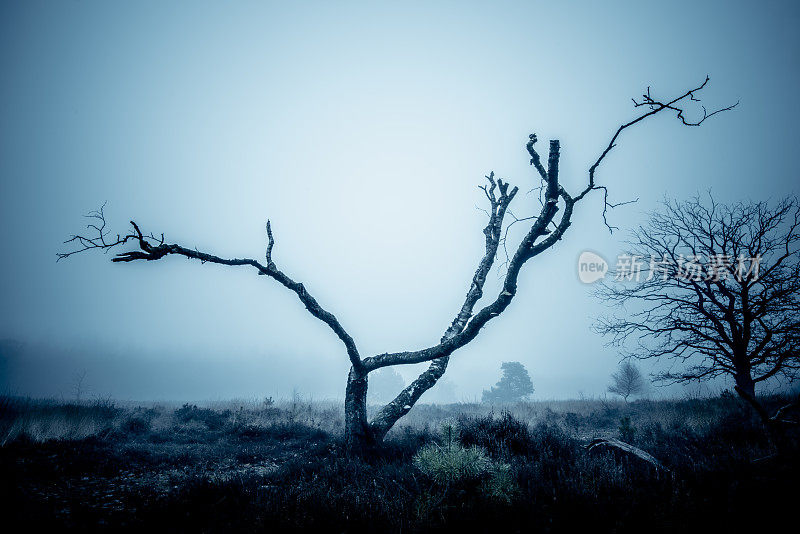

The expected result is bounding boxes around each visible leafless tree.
[596,194,800,430]
[59,78,733,449]
[607,361,646,401]
[70,369,88,401]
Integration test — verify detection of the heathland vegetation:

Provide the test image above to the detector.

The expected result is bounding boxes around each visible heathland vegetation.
[2,392,797,532]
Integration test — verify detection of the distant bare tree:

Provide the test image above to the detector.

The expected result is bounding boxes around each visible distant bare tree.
[596,194,800,430]
[607,361,646,401]
[59,78,733,450]
[70,369,88,401]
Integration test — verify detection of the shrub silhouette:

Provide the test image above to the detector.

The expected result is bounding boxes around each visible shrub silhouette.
[482,362,534,403]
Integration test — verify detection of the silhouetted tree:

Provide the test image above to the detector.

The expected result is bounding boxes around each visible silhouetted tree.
[596,194,800,430]
[482,361,534,403]
[607,361,646,401]
[367,368,405,404]
[59,78,733,449]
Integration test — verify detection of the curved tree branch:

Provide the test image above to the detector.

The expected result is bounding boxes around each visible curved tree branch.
[59,214,364,373]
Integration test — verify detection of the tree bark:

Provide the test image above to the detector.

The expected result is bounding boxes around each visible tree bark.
[344,367,372,450]
[370,356,451,442]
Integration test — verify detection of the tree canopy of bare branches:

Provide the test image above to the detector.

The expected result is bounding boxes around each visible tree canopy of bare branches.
[59,78,733,449]
[607,361,646,401]
[595,194,800,425]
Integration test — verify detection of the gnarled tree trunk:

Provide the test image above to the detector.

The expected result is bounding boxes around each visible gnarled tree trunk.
[344,367,371,449]
[57,78,733,451]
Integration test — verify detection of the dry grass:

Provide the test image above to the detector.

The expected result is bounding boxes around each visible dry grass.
[1,393,797,532]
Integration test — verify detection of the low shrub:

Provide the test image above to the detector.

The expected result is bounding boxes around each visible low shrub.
[173,403,230,431]
[413,442,492,485]
[457,411,533,459]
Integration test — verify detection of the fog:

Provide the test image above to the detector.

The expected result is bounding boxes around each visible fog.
[1,0,798,401]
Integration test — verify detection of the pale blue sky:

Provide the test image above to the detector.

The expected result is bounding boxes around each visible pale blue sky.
[1,0,798,400]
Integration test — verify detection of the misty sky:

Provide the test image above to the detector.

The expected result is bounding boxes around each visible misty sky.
[1,0,798,401]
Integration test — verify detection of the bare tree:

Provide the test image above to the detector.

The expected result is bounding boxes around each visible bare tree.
[70,369,88,401]
[58,78,733,449]
[607,361,646,401]
[596,194,800,429]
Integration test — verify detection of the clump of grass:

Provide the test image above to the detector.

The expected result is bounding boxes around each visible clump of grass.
[0,396,119,445]
[173,403,230,431]
[457,411,534,459]
[121,413,151,434]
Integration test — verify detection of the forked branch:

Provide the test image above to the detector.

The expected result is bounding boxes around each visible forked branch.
[60,210,364,373]
[367,77,734,437]
[59,77,735,443]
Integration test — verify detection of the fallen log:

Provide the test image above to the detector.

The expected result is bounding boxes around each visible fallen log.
[585,437,669,471]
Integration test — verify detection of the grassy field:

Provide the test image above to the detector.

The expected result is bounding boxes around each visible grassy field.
[1,393,798,532]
